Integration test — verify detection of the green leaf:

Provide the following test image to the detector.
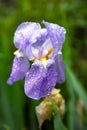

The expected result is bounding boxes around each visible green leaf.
[51,102,67,130]
[66,72,76,130]
[66,67,87,111]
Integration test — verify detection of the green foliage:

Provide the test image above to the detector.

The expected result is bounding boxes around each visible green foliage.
[0,0,87,130]
[66,67,87,111]
[52,102,67,130]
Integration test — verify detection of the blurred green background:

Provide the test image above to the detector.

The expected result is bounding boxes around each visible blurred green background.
[0,0,87,130]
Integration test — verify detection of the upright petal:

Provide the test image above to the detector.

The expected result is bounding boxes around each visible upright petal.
[41,38,53,51]
[26,29,48,60]
[24,60,57,100]
[55,53,65,83]
[31,29,48,46]
[7,56,29,85]
[14,22,41,52]
[43,21,66,56]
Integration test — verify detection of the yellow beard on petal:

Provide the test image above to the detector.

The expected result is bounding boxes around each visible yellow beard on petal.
[13,48,54,67]
[39,57,47,67]
[14,50,26,58]
[14,50,19,55]
[39,48,54,67]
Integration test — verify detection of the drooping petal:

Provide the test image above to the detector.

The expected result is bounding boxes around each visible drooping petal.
[40,59,57,97]
[55,53,65,83]
[7,56,29,85]
[43,21,66,56]
[14,22,41,52]
[24,60,45,99]
[24,60,57,100]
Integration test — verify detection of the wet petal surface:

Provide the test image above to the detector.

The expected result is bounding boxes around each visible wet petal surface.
[24,60,57,99]
[7,56,29,85]
[14,22,41,52]
[7,21,66,100]
[55,54,65,83]
[43,21,66,56]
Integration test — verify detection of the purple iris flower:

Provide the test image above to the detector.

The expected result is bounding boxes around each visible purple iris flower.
[7,21,66,100]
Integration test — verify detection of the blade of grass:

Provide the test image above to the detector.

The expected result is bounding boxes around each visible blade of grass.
[66,72,76,130]
[66,67,87,111]
[51,102,67,130]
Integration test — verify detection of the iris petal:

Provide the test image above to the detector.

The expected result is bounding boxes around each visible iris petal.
[7,21,66,100]
[24,60,45,99]
[14,22,41,52]
[24,60,57,99]
[31,29,48,46]
[7,56,29,85]
[40,59,57,96]
[43,21,66,56]
[55,54,65,83]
